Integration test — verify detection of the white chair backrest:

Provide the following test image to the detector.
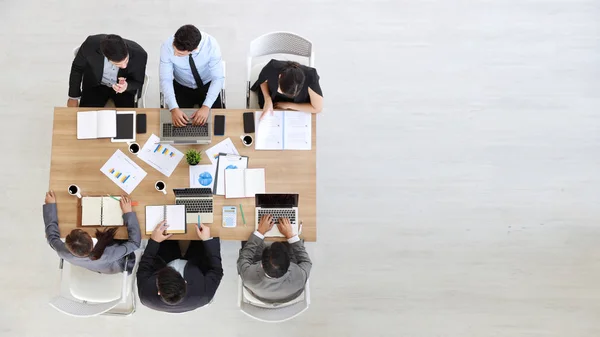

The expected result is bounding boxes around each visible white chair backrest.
[249,32,313,59]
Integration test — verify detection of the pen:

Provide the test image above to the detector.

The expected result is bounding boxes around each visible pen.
[197,214,202,229]
[107,194,138,206]
[239,204,246,226]
[107,195,120,201]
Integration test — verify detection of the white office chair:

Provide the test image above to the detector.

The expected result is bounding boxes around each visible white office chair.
[49,253,138,317]
[159,60,227,109]
[237,275,311,323]
[72,46,149,108]
[246,32,315,109]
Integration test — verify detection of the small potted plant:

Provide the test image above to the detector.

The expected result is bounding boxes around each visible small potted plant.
[185,149,201,166]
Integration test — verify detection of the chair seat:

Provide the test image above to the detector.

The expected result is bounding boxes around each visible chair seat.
[242,285,305,308]
[69,265,123,302]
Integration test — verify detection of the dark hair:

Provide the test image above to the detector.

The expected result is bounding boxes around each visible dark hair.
[100,34,128,62]
[157,267,187,304]
[278,61,305,98]
[173,25,202,52]
[65,229,93,257]
[89,227,117,260]
[261,242,291,278]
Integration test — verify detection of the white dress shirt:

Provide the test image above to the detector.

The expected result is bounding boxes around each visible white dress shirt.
[159,33,224,110]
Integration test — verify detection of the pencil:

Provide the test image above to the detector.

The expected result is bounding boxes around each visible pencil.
[239,204,246,225]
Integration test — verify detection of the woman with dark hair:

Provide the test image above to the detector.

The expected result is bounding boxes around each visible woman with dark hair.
[251,60,323,120]
[43,191,141,274]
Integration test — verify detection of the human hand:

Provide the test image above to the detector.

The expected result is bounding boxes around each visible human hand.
[277,217,294,239]
[260,99,274,120]
[190,105,210,125]
[67,99,79,108]
[119,195,132,213]
[171,108,189,127]
[151,221,173,242]
[274,102,294,110]
[257,214,274,235]
[112,78,128,93]
[195,223,211,241]
[45,190,56,204]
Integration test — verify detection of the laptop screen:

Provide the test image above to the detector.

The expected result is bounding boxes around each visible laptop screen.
[255,194,299,208]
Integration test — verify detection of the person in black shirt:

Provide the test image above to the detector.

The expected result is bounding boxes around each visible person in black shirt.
[251,59,323,119]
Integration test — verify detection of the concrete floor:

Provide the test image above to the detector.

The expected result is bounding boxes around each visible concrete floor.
[1,0,600,336]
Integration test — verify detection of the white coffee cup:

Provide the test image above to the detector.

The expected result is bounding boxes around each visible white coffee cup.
[155,181,167,195]
[68,184,82,198]
[128,142,140,155]
[240,134,253,147]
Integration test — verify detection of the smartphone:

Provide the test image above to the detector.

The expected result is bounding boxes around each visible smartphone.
[214,115,225,136]
[243,112,255,133]
[136,113,147,134]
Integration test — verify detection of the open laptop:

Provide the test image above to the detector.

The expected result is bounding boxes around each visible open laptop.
[173,188,214,224]
[159,109,212,145]
[254,194,299,237]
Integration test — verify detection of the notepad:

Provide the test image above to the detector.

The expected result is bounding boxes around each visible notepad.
[225,168,266,198]
[254,111,312,150]
[81,196,123,226]
[77,110,117,139]
[145,205,186,234]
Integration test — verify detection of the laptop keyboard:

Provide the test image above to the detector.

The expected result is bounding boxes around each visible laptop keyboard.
[176,199,213,213]
[163,123,209,137]
[258,209,297,224]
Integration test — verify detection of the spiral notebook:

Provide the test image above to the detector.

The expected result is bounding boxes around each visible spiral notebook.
[145,205,186,234]
[81,196,123,226]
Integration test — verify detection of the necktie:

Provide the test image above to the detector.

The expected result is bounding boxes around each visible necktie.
[189,54,203,88]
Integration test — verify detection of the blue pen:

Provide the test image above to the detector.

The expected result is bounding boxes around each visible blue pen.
[197,214,202,229]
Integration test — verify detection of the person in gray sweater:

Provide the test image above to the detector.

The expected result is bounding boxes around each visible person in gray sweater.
[237,215,312,304]
[43,191,141,274]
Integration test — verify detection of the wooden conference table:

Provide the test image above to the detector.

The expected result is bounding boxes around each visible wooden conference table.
[49,108,317,241]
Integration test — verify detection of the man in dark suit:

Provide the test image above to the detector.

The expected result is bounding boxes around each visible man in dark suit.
[136,221,223,313]
[67,34,147,108]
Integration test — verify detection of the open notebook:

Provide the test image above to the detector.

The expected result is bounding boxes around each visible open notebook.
[81,196,123,226]
[254,111,312,150]
[145,205,186,234]
[225,168,266,198]
[77,110,117,139]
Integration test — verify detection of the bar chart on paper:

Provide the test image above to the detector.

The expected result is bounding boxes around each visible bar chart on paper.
[138,134,184,177]
[100,150,147,194]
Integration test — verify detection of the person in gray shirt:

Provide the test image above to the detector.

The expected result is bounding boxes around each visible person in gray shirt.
[42,191,141,274]
[237,215,312,304]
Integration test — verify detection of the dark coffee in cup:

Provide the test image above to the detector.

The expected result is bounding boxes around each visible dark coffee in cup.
[68,185,78,194]
[156,181,165,189]
[129,143,140,154]
[243,135,253,145]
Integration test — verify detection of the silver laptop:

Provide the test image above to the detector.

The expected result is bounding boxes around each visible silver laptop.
[254,194,299,237]
[159,109,212,145]
[173,188,214,224]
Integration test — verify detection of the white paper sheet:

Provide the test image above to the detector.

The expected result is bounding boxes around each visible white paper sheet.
[96,110,117,138]
[102,197,123,226]
[283,111,312,150]
[255,111,284,150]
[225,169,245,198]
[137,134,184,177]
[77,111,98,139]
[100,150,147,194]
[81,197,102,226]
[205,138,239,164]
[244,168,266,197]
[190,164,217,192]
[165,205,186,233]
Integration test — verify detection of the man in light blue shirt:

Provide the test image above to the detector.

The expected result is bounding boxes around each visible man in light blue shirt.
[160,25,225,126]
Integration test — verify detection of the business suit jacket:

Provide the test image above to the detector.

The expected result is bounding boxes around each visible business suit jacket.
[237,233,312,303]
[136,239,224,313]
[68,34,148,98]
[43,203,141,274]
